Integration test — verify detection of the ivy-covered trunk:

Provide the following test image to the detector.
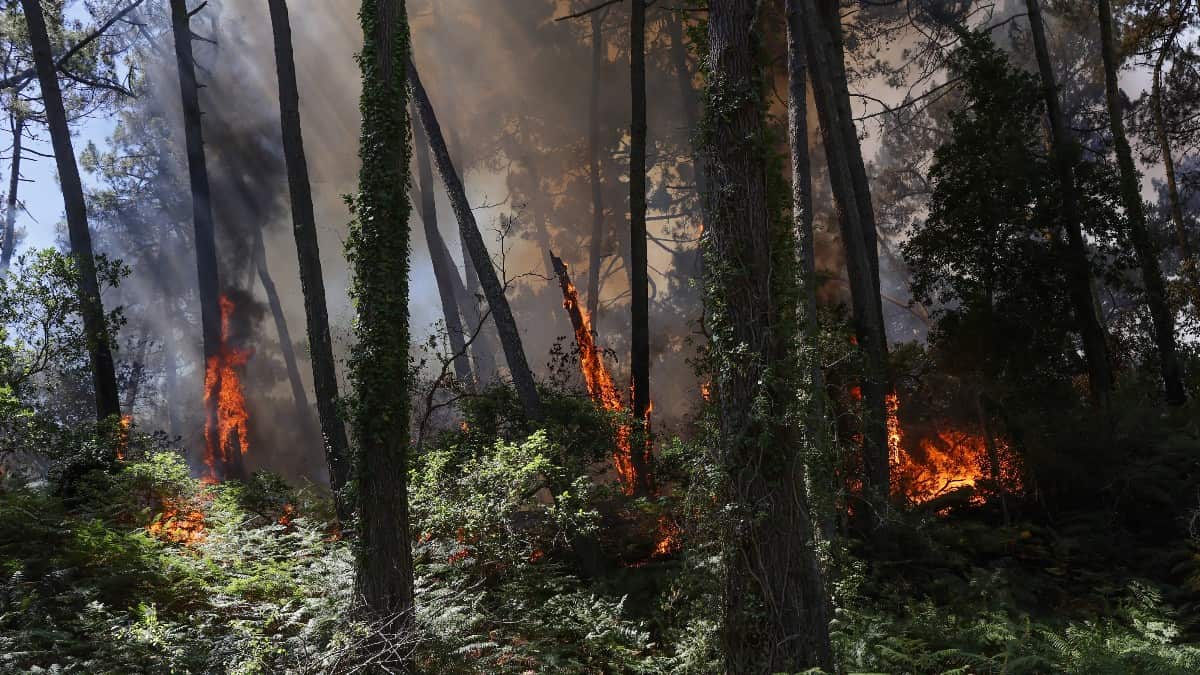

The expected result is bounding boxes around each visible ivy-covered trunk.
[351,0,416,632]
[22,0,121,424]
[703,1,833,670]
[267,0,353,518]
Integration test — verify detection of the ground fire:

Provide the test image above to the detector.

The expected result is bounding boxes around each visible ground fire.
[549,252,645,495]
[148,499,207,545]
[203,294,252,481]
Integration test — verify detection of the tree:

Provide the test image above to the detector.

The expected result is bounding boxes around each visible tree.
[20,0,120,424]
[628,0,650,495]
[1024,0,1114,407]
[413,113,472,384]
[2,109,23,271]
[409,58,543,421]
[350,0,415,627]
[586,11,607,321]
[169,0,228,476]
[798,0,891,522]
[1097,0,1185,406]
[266,0,352,518]
[704,0,832,670]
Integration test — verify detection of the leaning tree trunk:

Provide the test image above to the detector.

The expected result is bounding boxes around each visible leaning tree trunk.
[2,112,23,271]
[267,0,352,517]
[1025,0,1113,407]
[351,0,415,628]
[629,0,651,496]
[587,13,607,320]
[414,114,473,383]
[704,1,833,670]
[1098,0,1185,405]
[786,0,837,547]
[409,58,543,420]
[170,0,227,476]
[799,0,890,524]
[22,0,121,424]
[252,226,316,431]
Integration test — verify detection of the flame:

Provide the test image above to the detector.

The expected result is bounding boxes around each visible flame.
[116,414,132,461]
[553,258,641,494]
[652,516,681,557]
[203,294,251,480]
[278,503,297,527]
[148,499,206,545]
[700,382,712,402]
[886,392,1021,507]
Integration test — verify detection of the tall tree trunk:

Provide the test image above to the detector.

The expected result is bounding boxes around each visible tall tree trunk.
[253,227,315,429]
[170,0,227,476]
[786,0,836,545]
[799,0,890,523]
[351,0,415,626]
[1025,0,1114,406]
[2,113,22,271]
[123,328,150,412]
[22,0,121,424]
[587,12,606,320]
[629,0,651,495]
[409,58,543,420]
[414,114,473,383]
[1098,0,1185,405]
[267,0,352,516]
[705,1,833,670]
[1150,9,1200,308]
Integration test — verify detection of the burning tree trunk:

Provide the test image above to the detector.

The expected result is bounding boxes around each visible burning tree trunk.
[799,0,890,524]
[267,0,352,515]
[704,1,832,669]
[786,0,836,544]
[2,112,23,271]
[586,11,606,321]
[409,58,543,420]
[21,0,121,424]
[414,114,473,383]
[351,0,415,627]
[550,251,644,494]
[1098,0,1185,406]
[252,227,316,430]
[170,0,229,476]
[1024,0,1113,407]
[628,0,651,497]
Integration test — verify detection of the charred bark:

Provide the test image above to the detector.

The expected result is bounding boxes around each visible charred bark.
[799,0,890,523]
[629,0,651,496]
[22,0,121,424]
[409,58,543,420]
[704,1,833,670]
[351,0,415,627]
[170,0,226,474]
[1098,0,1185,405]
[2,113,22,271]
[267,0,352,515]
[1025,0,1113,407]
[414,114,473,383]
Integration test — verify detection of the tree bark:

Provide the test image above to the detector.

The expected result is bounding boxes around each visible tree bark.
[170,0,228,476]
[705,1,833,670]
[2,113,22,271]
[1098,0,1185,405]
[413,113,473,383]
[787,0,837,546]
[409,58,543,420]
[587,12,606,321]
[351,0,415,627]
[22,0,121,424]
[267,0,352,514]
[1025,0,1113,407]
[799,0,890,523]
[629,0,651,495]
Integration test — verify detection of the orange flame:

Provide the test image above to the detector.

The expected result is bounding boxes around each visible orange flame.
[148,500,206,545]
[203,294,251,480]
[652,516,681,557]
[116,414,132,461]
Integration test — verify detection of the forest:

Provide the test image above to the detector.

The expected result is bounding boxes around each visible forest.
[1,0,1199,672]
